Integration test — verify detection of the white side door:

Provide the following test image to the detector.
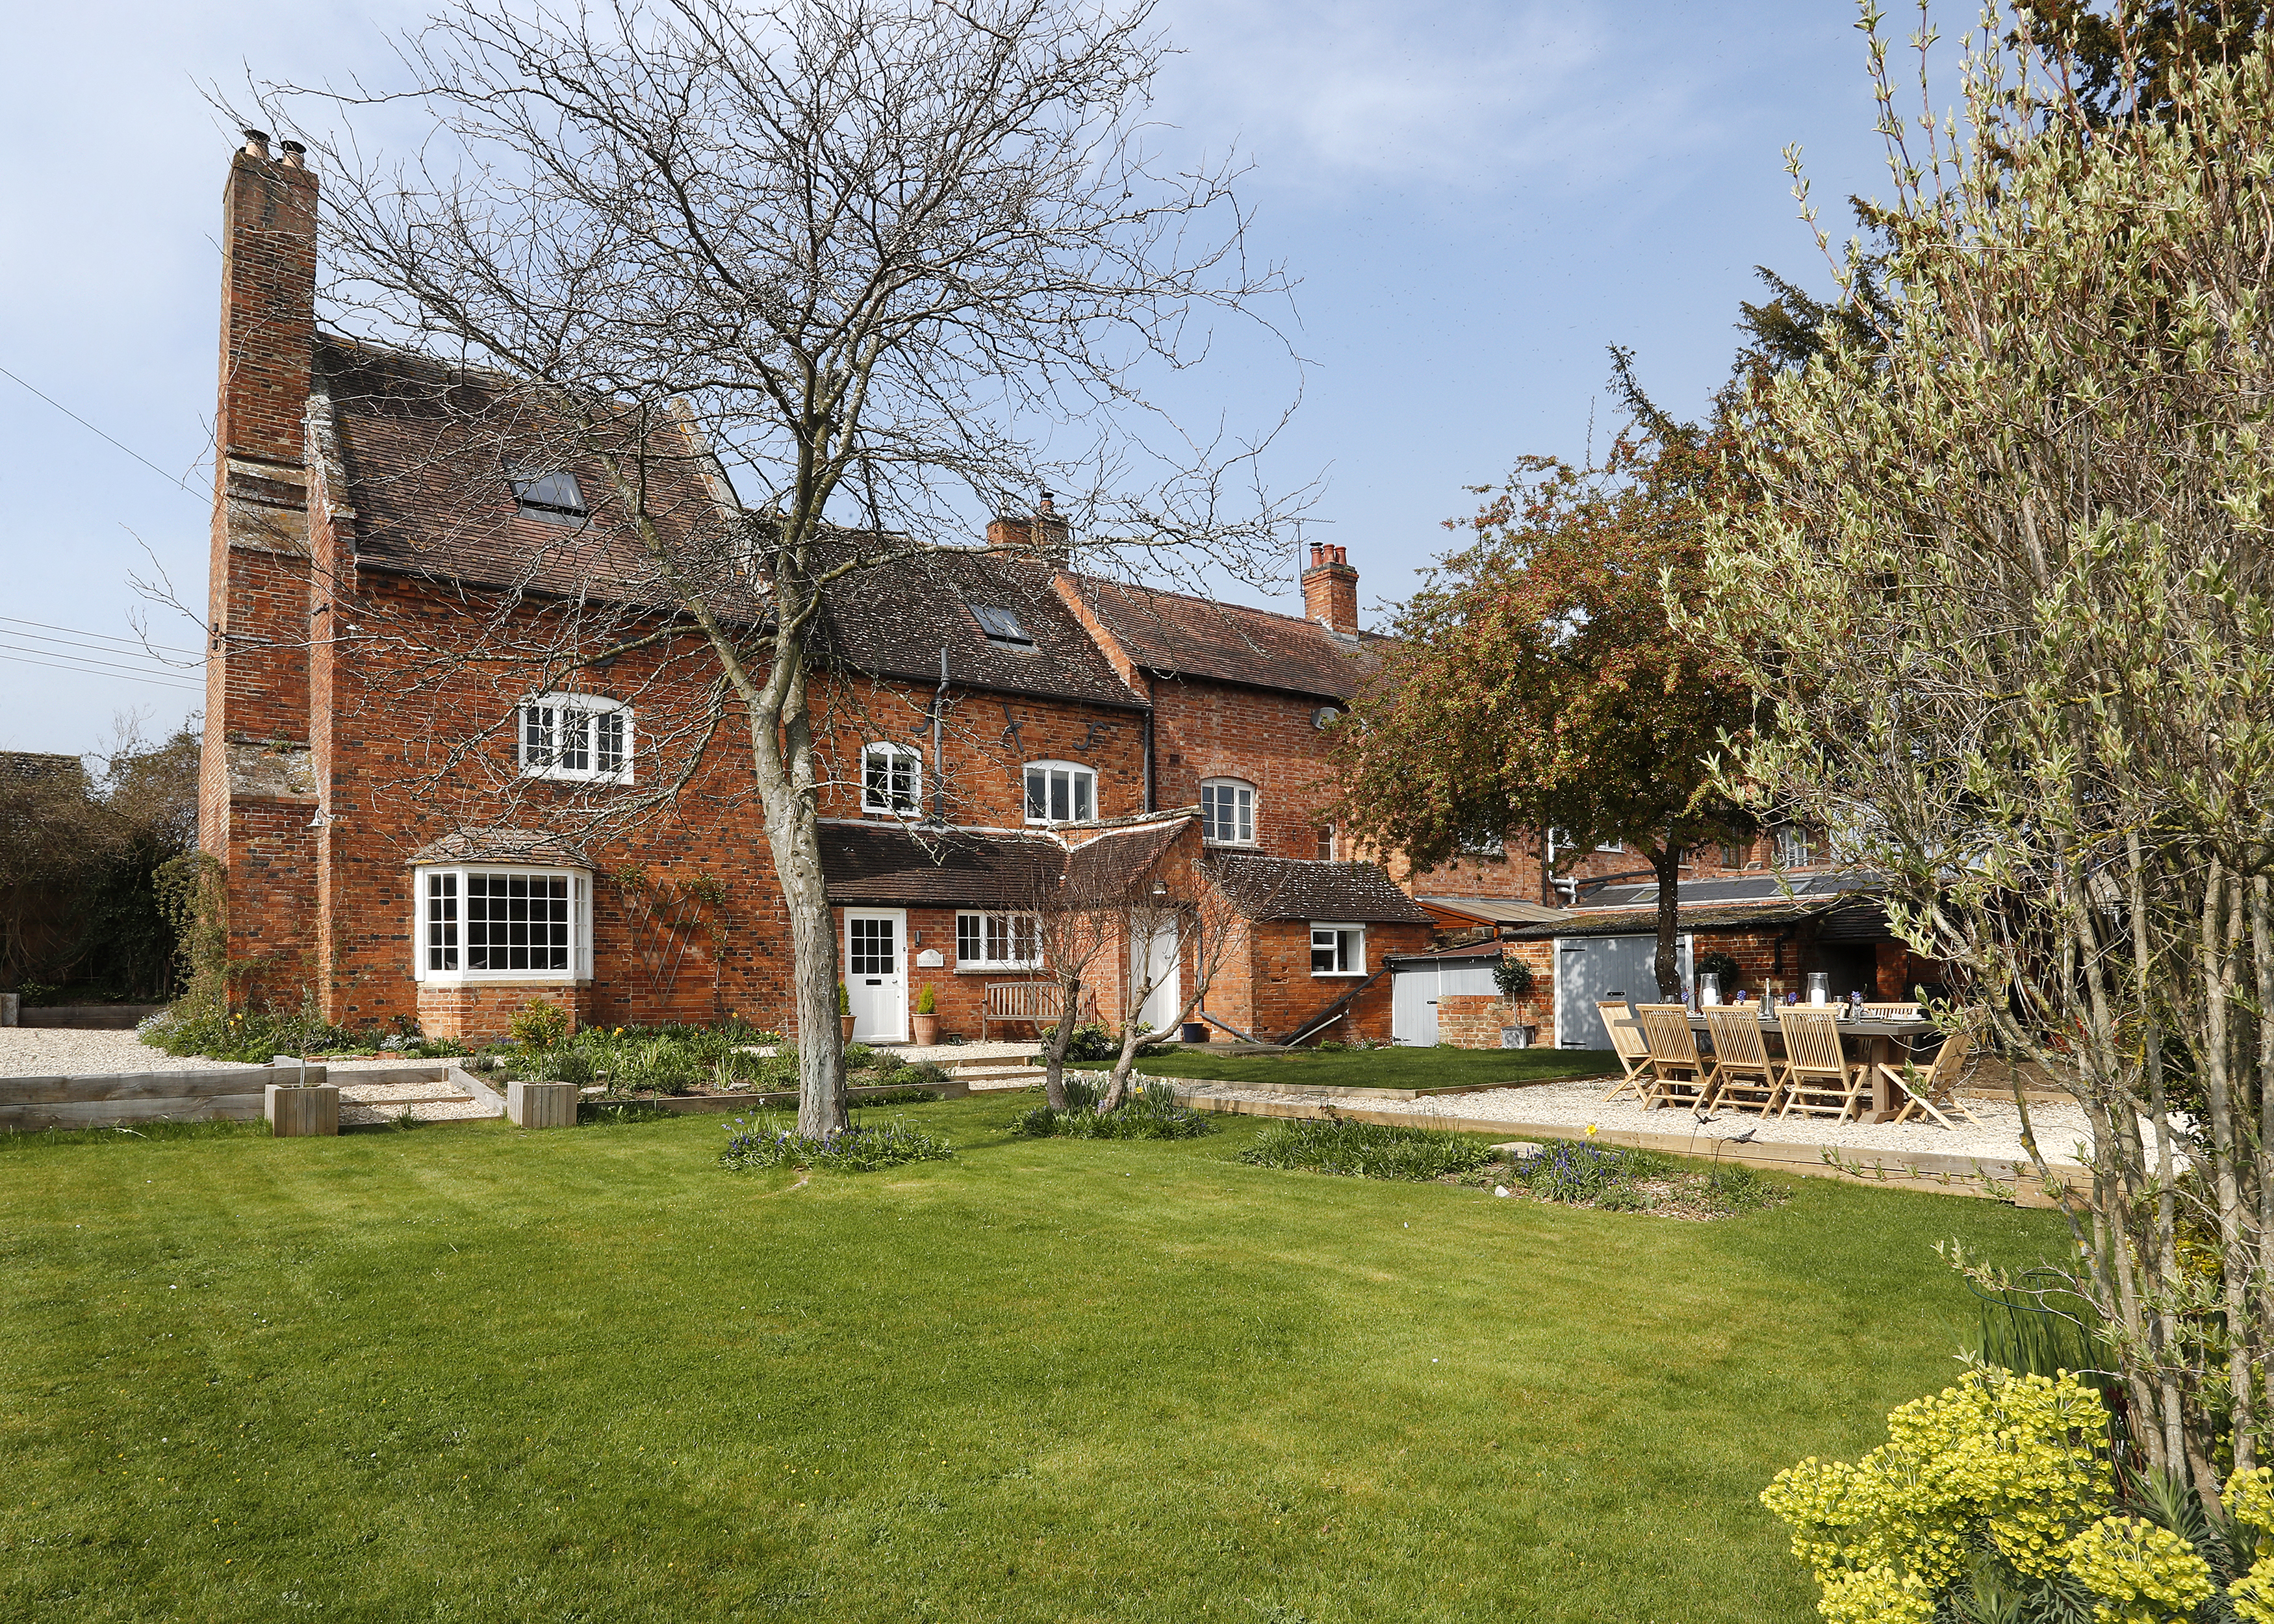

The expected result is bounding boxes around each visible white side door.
[1392,962,1438,1046]
[844,909,907,1043]
[1132,919,1181,1034]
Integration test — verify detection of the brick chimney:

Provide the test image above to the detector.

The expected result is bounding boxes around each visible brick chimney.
[1302,542,1359,633]
[201,130,320,924]
[986,491,1072,559]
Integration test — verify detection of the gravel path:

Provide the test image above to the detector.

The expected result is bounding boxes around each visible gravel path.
[0,1030,460,1079]
[1168,1074,2104,1170]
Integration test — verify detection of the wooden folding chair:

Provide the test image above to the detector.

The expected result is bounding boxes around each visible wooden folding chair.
[1635,1004,1718,1110]
[1704,1006,1785,1116]
[1597,999,1652,1102]
[1887,1026,1981,1128]
[1774,1007,1866,1121]
[1863,1002,1923,1021]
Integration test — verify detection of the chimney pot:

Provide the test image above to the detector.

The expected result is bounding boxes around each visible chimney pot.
[241,127,272,158]
[279,140,307,168]
[1301,542,1360,634]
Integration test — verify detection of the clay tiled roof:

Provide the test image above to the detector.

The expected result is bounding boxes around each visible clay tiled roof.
[409,826,591,867]
[0,751,86,788]
[817,550,1143,709]
[318,335,754,616]
[819,822,1064,908]
[1065,818,1188,896]
[1498,897,1893,941]
[1208,854,1434,924]
[1068,576,1391,701]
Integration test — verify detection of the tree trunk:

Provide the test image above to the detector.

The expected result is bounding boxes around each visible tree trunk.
[1648,841,1682,1000]
[1041,972,1081,1109]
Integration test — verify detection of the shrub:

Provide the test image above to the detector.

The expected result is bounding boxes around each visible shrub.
[719,1115,954,1172]
[1038,1020,1119,1061]
[509,999,571,1051]
[1760,1369,2274,1624]
[1239,1117,1499,1181]
[137,993,363,1063]
[915,983,937,1015]
[1492,957,1535,1000]
[836,982,851,1016]
[1017,1078,1216,1139]
[852,1086,943,1106]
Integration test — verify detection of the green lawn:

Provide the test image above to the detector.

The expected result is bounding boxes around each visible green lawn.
[1,1093,2060,1623]
[1134,1043,1621,1091]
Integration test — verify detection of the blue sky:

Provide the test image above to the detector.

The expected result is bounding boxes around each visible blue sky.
[0,0,1906,758]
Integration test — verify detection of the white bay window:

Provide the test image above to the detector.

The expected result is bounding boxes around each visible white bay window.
[414,865,592,982]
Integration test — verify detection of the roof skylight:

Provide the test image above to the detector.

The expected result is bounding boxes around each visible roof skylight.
[969,603,1034,647]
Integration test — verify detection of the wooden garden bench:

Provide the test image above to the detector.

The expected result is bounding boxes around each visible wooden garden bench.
[982,981,1064,1040]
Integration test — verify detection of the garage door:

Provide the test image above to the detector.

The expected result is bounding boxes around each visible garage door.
[1554,934,1691,1048]
[1390,958,1501,1047]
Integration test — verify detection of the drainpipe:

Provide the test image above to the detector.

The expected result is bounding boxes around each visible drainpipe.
[930,648,949,825]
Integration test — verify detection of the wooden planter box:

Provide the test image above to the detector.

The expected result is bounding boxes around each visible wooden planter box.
[507,1079,578,1129]
[266,1083,340,1137]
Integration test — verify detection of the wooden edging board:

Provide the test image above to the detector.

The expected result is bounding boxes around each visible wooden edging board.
[0,1063,329,1131]
[1138,1072,1599,1102]
[1161,1084,2080,1208]
[574,1077,975,1116]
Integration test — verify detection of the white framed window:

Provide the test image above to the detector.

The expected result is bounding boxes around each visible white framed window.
[1456,826,1505,857]
[1200,778,1256,844]
[1310,922,1365,976]
[1774,824,1815,867]
[1315,824,1336,861]
[519,693,633,784]
[1023,760,1095,824]
[956,911,1041,969]
[1595,837,1626,853]
[413,865,591,983]
[862,742,921,816]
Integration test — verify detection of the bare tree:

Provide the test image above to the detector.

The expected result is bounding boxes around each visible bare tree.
[1008,854,1121,1111]
[257,0,1305,1134]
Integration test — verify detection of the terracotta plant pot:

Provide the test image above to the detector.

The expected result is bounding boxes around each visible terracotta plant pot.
[911,1013,939,1047]
[841,1013,859,1043]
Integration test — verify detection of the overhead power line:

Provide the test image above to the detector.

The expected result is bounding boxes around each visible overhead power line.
[0,363,203,498]
[0,649,204,694]
[0,615,203,658]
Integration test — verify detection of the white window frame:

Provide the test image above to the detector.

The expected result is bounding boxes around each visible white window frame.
[1310,922,1366,977]
[1315,824,1336,861]
[860,742,923,817]
[955,911,1043,970]
[518,692,634,785]
[1774,824,1815,867]
[1199,778,1257,845]
[1023,759,1097,826]
[412,864,591,984]
[1456,826,1505,857]
[1594,837,1626,854]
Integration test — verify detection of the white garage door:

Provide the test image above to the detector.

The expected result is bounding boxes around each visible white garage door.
[1390,957,1502,1047]
[1554,934,1692,1048]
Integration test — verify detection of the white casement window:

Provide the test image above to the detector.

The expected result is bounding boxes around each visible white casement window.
[862,742,922,816]
[1774,824,1815,867]
[1315,824,1336,861]
[1200,778,1256,844]
[519,693,633,784]
[1310,922,1365,976]
[1595,837,1626,853]
[413,865,591,983]
[1023,760,1095,825]
[1456,827,1505,857]
[956,911,1041,969]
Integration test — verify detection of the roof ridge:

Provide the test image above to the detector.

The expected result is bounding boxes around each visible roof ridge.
[1069,570,1368,637]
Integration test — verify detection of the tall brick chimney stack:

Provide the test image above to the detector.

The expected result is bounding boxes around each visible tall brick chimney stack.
[200,128,322,989]
[985,490,1072,559]
[1301,542,1359,634]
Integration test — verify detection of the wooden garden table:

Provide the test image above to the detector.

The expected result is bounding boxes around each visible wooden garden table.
[1681,1009,1940,1124]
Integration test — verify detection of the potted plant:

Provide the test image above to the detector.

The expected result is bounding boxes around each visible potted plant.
[910,983,939,1047]
[1493,956,1539,1048]
[839,981,858,1044]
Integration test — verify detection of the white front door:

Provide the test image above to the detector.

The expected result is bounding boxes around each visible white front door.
[1133,919,1181,1034]
[844,909,907,1043]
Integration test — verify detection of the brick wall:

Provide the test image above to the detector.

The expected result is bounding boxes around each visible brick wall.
[1149,678,1344,859]
[1219,918,1430,1046]
[417,981,589,1043]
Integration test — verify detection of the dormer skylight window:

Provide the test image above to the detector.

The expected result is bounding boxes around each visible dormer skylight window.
[969,604,1034,647]
[509,468,589,523]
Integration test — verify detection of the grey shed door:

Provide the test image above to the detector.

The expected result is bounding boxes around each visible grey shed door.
[1554,934,1692,1048]
[1390,958,1501,1047]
